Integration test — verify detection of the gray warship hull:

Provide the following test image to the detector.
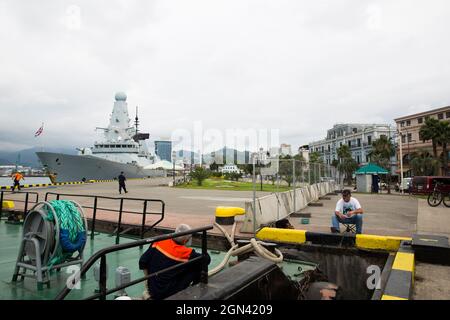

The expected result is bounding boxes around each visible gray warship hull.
[36,152,165,182]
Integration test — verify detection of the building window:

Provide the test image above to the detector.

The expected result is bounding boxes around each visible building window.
[357,156,360,164]
[402,135,406,143]
[438,113,444,120]
[357,138,361,147]
[418,117,423,124]
[328,145,330,152]
[348,141,351,147]
[406,120,411,126]
[366,155,369,162]
[446,111,450,118]
[407,133,412,142]
[380,134,387,139]
[367,136,372,145]
[400,121,405,127]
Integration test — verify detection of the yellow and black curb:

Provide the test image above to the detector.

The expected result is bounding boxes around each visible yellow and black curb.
[381,241,414,300]
[256,227,411,252]
[0,179,116,190]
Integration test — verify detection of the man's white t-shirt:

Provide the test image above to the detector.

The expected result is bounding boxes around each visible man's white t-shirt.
[335,197,361,217]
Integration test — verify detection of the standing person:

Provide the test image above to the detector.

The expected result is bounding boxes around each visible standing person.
[118,171,128,194]
[139,224,211,300]
[330,189,364,234]
[372,175,380,193]
[11,171,24,192]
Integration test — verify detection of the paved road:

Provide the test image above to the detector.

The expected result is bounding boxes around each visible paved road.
[3,177,269,217]
[290,193,418,237]
[3,180,433,237]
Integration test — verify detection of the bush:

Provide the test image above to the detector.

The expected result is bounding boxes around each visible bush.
[223,172,242,181]
[211,172,223,178]
[189,167,211,186]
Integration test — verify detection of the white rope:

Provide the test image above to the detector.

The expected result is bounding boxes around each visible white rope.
[210,221,283,276]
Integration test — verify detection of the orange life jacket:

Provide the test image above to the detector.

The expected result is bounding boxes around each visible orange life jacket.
[152,239,193,262]
[12,173,23,181]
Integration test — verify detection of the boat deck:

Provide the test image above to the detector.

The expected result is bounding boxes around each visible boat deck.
[0,221,314,300]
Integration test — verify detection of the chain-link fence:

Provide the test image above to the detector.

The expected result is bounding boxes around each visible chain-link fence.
[244,158,340,234]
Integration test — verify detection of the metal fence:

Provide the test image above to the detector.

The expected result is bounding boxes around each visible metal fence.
[247,158,340,233]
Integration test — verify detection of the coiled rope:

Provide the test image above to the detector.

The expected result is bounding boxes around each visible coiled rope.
[209,222,283,276]
[45,200,86,268]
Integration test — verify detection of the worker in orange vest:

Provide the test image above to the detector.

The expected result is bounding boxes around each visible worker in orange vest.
[11,172,24,192]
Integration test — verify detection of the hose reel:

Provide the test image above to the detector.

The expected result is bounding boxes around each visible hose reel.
[12,200,88,290]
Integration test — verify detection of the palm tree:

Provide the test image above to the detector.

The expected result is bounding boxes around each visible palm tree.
[410,150,440,176]
[368,136,395,170]
[336,145,357,185]
[435,120,450,175]
[419,117,440,158]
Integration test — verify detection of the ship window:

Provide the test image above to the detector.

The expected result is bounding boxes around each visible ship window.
[122,145,127,148]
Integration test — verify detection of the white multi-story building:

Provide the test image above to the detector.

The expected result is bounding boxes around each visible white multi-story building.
[308,123,397,171]
[220,164,241,174]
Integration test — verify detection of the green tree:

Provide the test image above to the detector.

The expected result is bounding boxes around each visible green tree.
[369,136,395,193]
[189,167,210,186]
[337,145,357,185]
[368,136,395,170]
[209,161,219,172]
[435,120,450,175]
[419,117,440,158]
[410,150,440,176]
[223,172,242,181]
[278,155,304,187]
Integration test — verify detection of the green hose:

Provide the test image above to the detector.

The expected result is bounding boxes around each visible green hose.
[45,200,86,269]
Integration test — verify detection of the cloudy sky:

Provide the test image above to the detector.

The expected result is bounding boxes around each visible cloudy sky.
[1,0,450,153]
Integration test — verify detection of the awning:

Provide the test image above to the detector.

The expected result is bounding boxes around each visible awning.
[355,163,389,175]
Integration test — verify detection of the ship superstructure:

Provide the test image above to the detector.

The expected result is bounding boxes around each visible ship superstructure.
[36,92,163,182]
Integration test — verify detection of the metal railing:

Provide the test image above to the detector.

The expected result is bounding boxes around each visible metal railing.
[44,192,165,244]
[0,190,40,220]
[55,225,213,300]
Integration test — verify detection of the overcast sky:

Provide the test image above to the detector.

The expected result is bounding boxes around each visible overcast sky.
[1,0,450,153]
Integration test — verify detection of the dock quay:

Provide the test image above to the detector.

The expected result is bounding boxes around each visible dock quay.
[2,177,450,300]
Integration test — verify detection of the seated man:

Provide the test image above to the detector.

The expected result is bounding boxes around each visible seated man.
[138,223,211,300]
[330,190,363,234]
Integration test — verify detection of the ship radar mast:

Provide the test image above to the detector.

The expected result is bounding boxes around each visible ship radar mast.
[135,106,139,136]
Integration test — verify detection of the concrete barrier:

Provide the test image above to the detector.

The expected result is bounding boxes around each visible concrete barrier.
[240,181,336,233]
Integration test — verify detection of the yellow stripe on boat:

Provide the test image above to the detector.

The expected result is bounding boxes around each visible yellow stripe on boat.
[356,234,411,251]
[256,227,306,244]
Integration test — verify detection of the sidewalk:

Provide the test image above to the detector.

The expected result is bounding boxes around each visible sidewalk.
[416,199,450,237]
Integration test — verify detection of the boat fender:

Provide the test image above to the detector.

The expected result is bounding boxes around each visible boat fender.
[59,229,86,253]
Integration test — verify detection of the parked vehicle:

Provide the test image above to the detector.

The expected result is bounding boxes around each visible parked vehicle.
[395,177,412,192]
[411,176,450,195]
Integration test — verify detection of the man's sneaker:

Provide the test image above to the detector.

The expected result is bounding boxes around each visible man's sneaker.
[330,227,340,234]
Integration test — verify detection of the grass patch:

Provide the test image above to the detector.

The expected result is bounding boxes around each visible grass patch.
[176,178,293,192]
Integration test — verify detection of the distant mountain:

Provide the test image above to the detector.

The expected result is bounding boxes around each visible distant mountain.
[203,147,251,165]
[0,147,77,168]
[173,148,251,165]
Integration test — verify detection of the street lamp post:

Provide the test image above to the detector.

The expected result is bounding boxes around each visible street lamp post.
[397,128,404,194]
[172,150,177,187]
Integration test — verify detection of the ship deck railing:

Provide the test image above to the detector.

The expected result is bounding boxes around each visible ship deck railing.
[44,192,165,244]
[55,225,213,300]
